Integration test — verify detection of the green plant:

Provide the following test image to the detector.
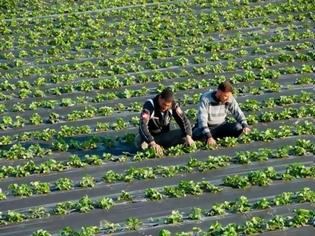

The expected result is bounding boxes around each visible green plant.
[29,207,50,219]
[166,210,183,224]
[31,181,51,194]
[55,178,74,191]
[126,217,142,230]
[223,175,250,188]
[54,201,74,215]
[189,207,203,220]
[6,210,26,223]
[98,197,114,210]
[79,175,96,188]
[32,229,52,236]
[76,195,94,213]
[9,183,33,197]
[145,188,163,200]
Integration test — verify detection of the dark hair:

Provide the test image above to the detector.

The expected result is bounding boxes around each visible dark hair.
[160,87,174,101]
[218,80,233,93]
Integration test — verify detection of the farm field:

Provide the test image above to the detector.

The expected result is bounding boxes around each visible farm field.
[0,0,314,235]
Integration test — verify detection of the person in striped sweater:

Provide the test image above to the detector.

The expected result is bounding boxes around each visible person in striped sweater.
[192,80,251,146]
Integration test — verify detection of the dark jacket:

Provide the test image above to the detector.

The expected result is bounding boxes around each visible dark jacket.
[139,95,192,143]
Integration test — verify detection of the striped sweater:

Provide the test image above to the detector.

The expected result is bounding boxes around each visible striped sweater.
[196,90,248,138]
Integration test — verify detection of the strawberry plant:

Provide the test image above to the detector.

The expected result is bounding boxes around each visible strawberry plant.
[55,178,74,191]
[0,189,6,201]
[30,113,43,125]
[98,197,114,210]
[9,183,33,197]
[165,210,183,224]
[231,196,251,213]
[29,207,50,219]
[223,175,250,188]
[117,191,132,202]
[189,207,203,220]
[254,198,271,209]
[145,188,163,201]
[76,195,94,213]
[30,181,51,194]
[248,171,272,186]
[54,201,75,215]
[79,175,96,188]
[6,210,26,223]
[126,217,142,231]
[32,229,51,236]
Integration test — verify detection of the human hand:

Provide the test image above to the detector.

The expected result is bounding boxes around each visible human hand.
[243,127,251,134]
[184,135,195,147]
[149,141,164,157]
[207,137,217,146]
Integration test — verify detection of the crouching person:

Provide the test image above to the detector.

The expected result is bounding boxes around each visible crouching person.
[192,80,251,146]
[135,87,195,156]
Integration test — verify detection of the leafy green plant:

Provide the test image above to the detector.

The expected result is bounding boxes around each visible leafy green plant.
[117,191,132,202]
[145,188,163,201]
[126,217,142,230]
[29,207,50,219]
[254,198,270,209]
[54,201,74,215]
[76,195,94,213]
[189,207,203,220]
[231,196,251,213]
[165,210,183,224]
[248,171,272,186]
[223,175,250,188]
[98,197,114,210]
[208,202,229,216]
[31,181,51,194]
[32,229,52,236]
[55,178,74,191]
[30,113,43,125]
[79,175,96,188]
[6,210,26,223]
[9,183,33,197]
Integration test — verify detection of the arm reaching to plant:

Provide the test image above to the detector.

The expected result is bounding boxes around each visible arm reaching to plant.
[227,96,251,134]
[172,103,195,147]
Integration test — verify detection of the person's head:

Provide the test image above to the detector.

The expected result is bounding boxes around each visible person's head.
[216,80,233,103]
[158,87,174,112]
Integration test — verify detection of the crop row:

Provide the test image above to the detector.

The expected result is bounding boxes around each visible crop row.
[1,138,313,200]
[2,0,245,27]
[28,207,315,236]
[0,87,313,134]
[0,117,313,173]
[49,188,315,235]
[1,18,312,74]
[158,208,315,236]
[0,163,314,227]
[3,0,211,19]
[1,33,314,92]
[1,64,314,118]
[2,19,313,78]
[0,104,313,161]
[0,78,313,139]
[2,0,313,56]
[1,52,314,110]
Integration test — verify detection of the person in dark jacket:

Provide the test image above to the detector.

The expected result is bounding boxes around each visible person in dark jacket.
[135,87,195,156]
[192,80,251,146]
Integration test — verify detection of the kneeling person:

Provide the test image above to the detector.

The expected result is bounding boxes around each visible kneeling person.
[193,80,251,146]
[136,87,194,156]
